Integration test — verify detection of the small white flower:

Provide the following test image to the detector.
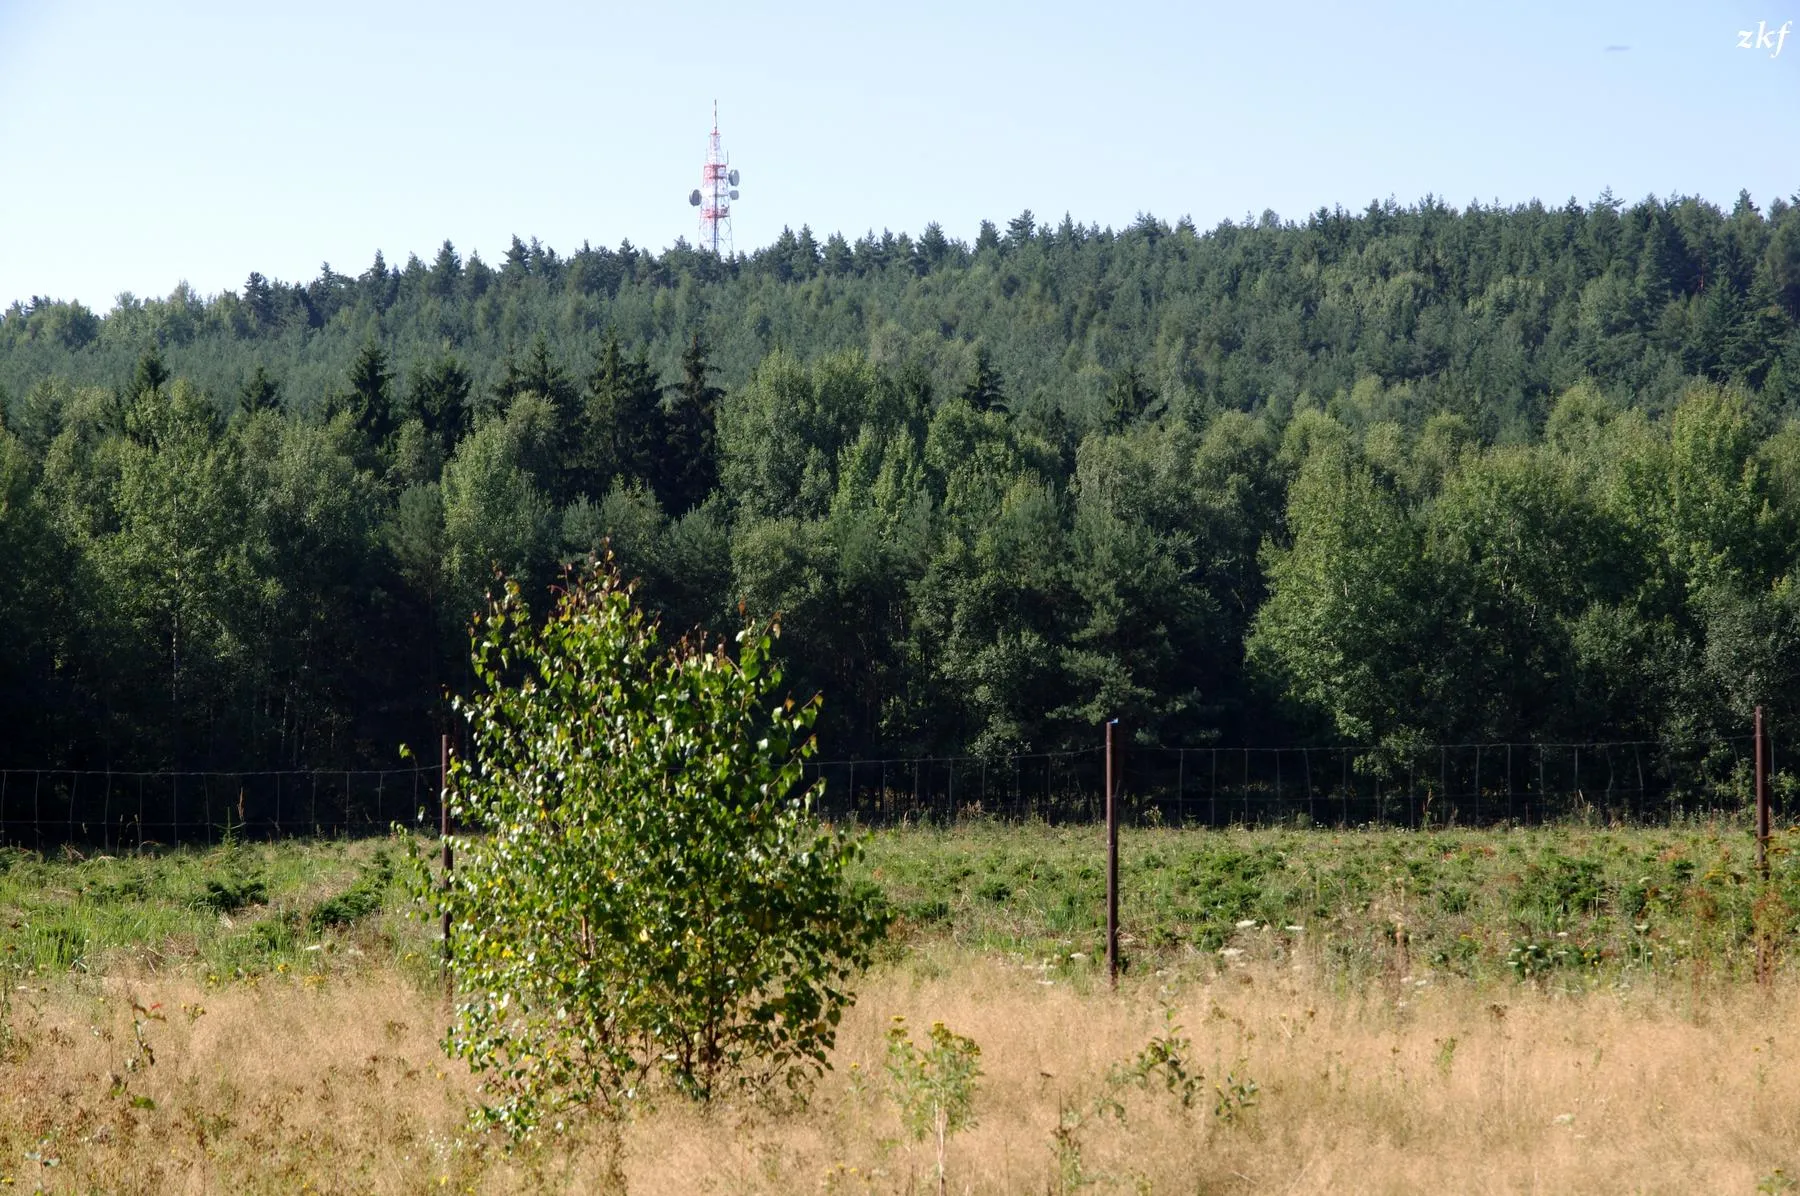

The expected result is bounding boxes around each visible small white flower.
[1236,919,1257,930]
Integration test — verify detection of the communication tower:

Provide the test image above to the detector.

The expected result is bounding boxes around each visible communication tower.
[687,101,740,256]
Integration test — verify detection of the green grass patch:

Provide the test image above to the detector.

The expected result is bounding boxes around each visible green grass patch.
[2,820,1796,991]
[853,818,1800,984]
[0,837,412,981]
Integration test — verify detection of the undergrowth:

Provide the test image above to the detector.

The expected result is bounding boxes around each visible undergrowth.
[0,820,1796,990]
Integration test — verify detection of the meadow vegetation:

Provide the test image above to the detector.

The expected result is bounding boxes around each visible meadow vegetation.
[4,820,1800,1192]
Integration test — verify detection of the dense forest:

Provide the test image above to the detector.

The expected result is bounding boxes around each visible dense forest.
[5,189,1800,773]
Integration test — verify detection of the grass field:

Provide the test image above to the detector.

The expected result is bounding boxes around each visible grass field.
[3,820,1799,1192]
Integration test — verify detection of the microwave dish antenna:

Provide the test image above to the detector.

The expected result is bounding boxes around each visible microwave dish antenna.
[694,101,739,256]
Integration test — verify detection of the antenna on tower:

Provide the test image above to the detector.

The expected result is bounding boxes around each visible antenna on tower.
[690,100,739,257]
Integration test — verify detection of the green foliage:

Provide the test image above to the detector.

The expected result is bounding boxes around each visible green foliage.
[1211,1066,1260,1126]
[1107,1006,1204,1108]
[192,876,267,915]
[0,838,406,982]
[1252,380,1800,753]
[430,558,886,1134]
[859,821,1800,986]
[884,1016,982,1192]
[236,365,280,419]
[1505,938,1603,981]
[306,849,392,930]
[5,195,1800,778]
[1051,1006,1207,1190]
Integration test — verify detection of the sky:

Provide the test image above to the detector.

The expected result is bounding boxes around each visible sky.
[0,0,1796,311]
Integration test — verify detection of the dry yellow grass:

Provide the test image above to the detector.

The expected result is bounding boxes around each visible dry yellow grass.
[4,951,1799,1194]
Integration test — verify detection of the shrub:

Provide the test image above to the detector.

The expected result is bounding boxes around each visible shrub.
[885,1017,982,1194]
[307,850,392,930]
[193,876,267,914]
[426,559,886,1134]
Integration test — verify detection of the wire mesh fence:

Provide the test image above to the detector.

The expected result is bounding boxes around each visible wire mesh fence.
[0,766,441,851]
[804,737,1776,829]
[0,735,1777,849]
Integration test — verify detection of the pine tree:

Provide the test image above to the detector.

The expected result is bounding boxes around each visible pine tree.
[794,225,821,278]
[410,354,473,446]
[132,344,171,399]
[237,364,280,419]
[581,331,666,494]
[960,347,1006,413]
[503,235,531,281]
[1107,365,1155,427]
[1005,210,1037,248]
[243,272,278,328]
[919,222,950,270]
[430,240,463,298]
[345,339,395,444]
[823,233,853,277]
[663,332,723,513]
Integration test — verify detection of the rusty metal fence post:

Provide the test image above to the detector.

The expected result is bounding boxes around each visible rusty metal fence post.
[1105,720,1120,991]
[1756,706,1770,881]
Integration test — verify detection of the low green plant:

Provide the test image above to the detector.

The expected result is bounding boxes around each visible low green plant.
[191,815,268,914]
[1048,1099,1094,1193]
[307,848,392,930]
[885,1016,982,1195]
[1505,937,1602,981]
[107,997,165,1109]
[1107,1006,1203,1108]
[1759,1167,1797,1194]
[1213,1065,1260,1126]
[1048,1005,1205,1190]
[1434,1034,1459,1076]
[193,875,267,914]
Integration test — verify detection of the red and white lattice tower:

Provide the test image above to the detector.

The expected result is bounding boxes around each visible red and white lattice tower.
[687,101,740,256]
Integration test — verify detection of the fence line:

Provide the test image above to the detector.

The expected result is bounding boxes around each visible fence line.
[801,737,1775,828]
[0,735,1777,848]
[0,766,440,850]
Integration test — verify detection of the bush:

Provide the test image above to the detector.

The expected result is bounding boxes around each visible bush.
[885,1017,982,1193]
[192,876,267,914]
[427,559,887,1134]
[307,850,392,930]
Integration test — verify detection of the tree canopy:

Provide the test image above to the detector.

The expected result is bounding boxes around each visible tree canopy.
[4,191,1800,774]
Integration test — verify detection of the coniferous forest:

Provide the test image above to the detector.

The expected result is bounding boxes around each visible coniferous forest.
[5,192,1800,772]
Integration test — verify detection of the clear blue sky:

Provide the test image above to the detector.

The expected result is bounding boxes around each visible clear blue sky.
[1,0,1795,311]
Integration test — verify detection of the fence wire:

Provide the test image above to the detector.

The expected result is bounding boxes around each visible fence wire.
[0,736,1776,848]
[0,767,440,850]
[803,738,1774,828]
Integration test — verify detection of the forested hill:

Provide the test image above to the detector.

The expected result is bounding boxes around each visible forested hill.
[4,191,1800,772]
[10,194,1800,432]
